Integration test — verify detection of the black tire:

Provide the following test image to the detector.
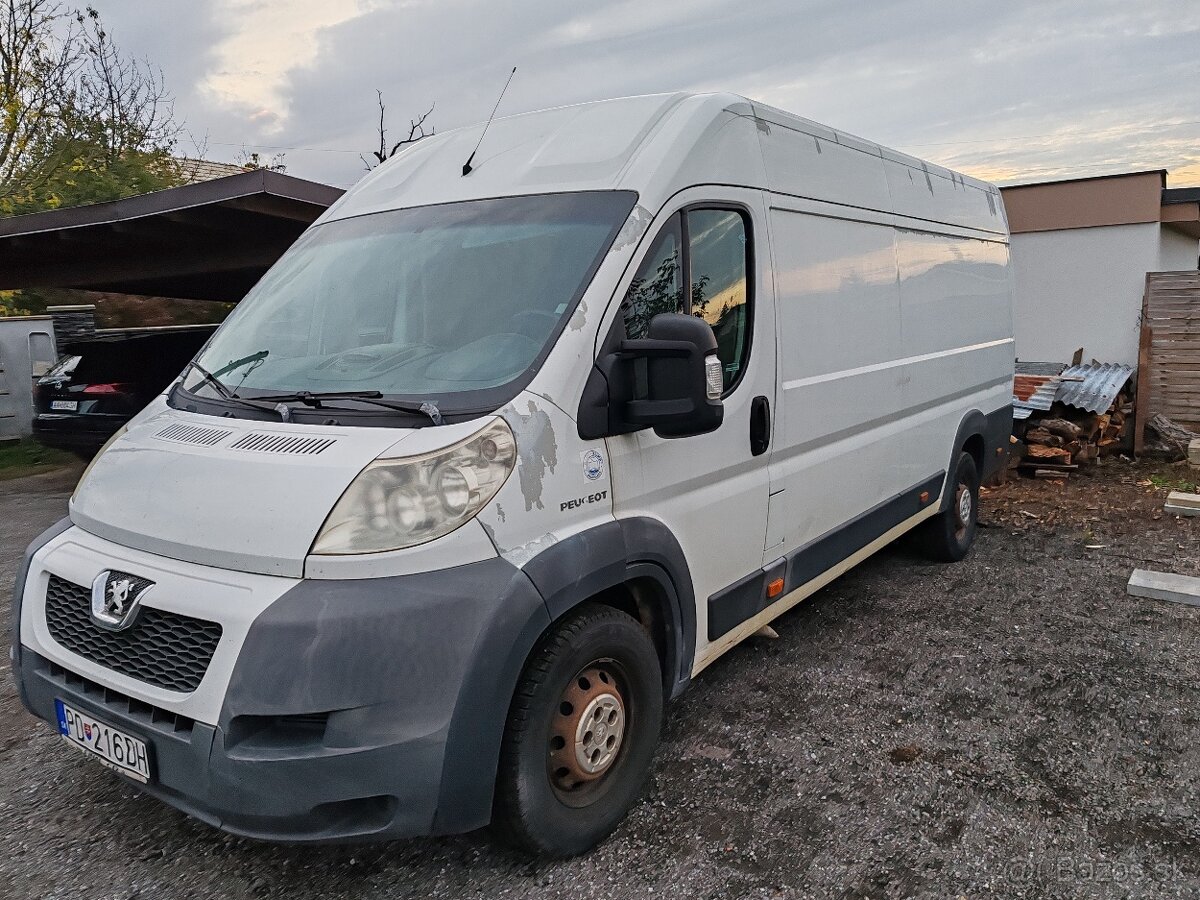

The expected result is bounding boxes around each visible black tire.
[493,602,663,857]
[916,451,980,562]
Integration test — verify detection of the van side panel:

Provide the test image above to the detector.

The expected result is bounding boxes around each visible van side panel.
[896,230,1012,356]
[761,205,1013,567]
[891,229,1015,491]
[763,206,908,556]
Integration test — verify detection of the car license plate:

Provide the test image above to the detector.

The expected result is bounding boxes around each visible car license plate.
[50,400,78,411]
[54,699,151,783]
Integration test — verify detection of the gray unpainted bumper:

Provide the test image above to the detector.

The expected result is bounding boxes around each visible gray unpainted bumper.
[14,549,551,843]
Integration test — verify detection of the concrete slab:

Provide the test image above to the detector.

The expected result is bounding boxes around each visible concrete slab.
[1165,491,1200,517]
[1128,569,1200,607]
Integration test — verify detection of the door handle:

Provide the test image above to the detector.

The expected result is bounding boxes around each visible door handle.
[750,395,770,456]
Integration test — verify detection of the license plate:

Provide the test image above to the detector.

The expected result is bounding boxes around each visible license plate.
[50,400,78,411]
[54,699,151,783]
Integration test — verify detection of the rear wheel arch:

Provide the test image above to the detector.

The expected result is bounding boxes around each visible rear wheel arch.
[962,432,985,472]
[943,410,989,512]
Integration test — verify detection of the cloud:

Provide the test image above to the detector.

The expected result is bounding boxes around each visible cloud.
[93,0,1199,187]
[197,0,375,134]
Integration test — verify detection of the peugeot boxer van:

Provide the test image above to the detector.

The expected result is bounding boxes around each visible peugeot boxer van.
[12,93,1013,857]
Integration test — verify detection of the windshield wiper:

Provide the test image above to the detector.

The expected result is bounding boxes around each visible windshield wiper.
[182,361,279,413]
[179,374,446,425]
[183,359,233,398]
[213,349,270,379]
[251,390,445,425]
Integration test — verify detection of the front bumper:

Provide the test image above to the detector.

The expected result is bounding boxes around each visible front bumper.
[19,649,438,840]
[13,525,550,842]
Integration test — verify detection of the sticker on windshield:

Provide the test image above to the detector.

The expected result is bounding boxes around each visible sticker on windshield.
[582,448,604,481]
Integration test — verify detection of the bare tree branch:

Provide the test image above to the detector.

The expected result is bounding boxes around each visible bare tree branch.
[362,91,434,171]
[390,104,434,156]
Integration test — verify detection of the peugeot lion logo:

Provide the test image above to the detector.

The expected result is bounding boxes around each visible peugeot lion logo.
[90,571,154,630]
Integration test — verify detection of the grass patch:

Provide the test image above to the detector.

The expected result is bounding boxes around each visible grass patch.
[0,438,76,479]
[1148,470,1199,494]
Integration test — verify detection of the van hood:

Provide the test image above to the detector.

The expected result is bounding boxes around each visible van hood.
[69,406,421,577]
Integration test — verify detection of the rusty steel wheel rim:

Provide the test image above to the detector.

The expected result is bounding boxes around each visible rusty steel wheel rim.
[954,482,973,538]
[549,664,627,797]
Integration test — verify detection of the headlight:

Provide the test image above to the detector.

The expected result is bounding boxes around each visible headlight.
[311,417,516,555]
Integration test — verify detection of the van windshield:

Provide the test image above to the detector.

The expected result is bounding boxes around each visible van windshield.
[180,191,636,416]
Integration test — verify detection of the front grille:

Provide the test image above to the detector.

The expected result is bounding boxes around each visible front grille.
[44,575,222,693]
[35,656,195,737]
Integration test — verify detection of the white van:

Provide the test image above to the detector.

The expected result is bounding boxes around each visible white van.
[11,93,1013,856]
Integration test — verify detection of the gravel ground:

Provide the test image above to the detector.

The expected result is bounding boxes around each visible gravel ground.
[1,459,1198,900]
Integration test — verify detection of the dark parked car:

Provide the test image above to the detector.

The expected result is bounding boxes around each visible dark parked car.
[33,326,217,456]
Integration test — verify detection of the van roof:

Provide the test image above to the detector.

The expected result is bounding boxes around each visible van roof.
[324,92,1006,237]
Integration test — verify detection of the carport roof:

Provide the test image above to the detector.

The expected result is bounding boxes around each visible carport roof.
[0,169,343,301]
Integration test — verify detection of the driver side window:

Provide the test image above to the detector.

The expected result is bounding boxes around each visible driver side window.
[620,207,752,392]
[620,217,683,340]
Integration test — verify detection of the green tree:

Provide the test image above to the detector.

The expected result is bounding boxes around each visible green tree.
[0,0,76,207]
[1,2,183,316]
[1,2,182,216]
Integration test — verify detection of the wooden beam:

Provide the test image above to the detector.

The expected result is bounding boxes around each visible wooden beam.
[1134,272,1153,456]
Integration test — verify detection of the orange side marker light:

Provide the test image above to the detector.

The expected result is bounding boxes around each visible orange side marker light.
[767,578,785,598]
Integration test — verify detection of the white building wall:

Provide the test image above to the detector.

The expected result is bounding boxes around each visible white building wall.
[1159,226,1200,271]
[1010,223,1161,366]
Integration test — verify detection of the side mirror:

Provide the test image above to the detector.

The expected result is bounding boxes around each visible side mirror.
[578,313,724,440]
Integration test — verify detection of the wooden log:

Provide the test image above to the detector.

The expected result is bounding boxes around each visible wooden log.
[1019,461,1078,471]
[1040,418,1084,440]
[1026,444,1072,462]
[1148,414,1200,457]
[1024,427,1062,447]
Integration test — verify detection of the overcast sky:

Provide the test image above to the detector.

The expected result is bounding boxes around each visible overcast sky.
[97,0,1199,189]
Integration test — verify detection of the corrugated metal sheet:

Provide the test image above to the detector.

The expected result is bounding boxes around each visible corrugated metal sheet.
[1056,363,1133,414]
[1013,375,1055,402]
[1015,361,1067,376]
[1013,374,1062,419]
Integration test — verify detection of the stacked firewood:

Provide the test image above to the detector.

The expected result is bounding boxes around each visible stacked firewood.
[1014,391,1133,478]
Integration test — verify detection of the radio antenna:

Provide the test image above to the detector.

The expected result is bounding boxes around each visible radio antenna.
[463,66,516,176]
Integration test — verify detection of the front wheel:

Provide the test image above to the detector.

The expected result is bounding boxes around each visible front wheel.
[493,603,663,857]
[916,451,979,562]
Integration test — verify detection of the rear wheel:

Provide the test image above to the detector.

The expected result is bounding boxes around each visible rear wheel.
[916,451,979,562]
[493,603,663,857]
